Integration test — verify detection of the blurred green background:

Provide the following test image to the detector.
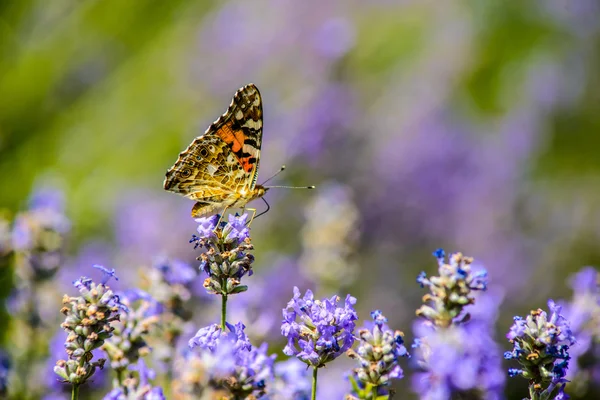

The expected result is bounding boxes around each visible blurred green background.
[1,0,600,399]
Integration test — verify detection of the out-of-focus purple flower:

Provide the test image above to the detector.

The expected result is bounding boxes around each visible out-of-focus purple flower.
[412,322,505,400]
[154,256,197,286]
[189,322,275,398]
[0,350,9,397]
[312,17,355,59]
[505,299,576,399]
[102,359,166,400]
[11,185,70,279]
[102,288,161,372]
[299,183,360,289]
[282,287,357,368]
[271,358,311,400]
[228,257,308,341]
[347,310,409,398]
[558,267,600,389]
[416,249,488,328]
[113,190,196,268]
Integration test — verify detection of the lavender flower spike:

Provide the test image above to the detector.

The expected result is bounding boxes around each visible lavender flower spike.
[189,322,275,398]
[416,249,487,328]
[347,310,409,399]
[190,213,255,296]
[282,287,358,368]
[504,299,576,400]
[54,266,124,387]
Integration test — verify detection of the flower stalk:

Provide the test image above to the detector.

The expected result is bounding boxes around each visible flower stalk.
[311,367,318,400]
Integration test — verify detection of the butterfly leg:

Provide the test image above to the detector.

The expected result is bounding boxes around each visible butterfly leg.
[245,208,258,227]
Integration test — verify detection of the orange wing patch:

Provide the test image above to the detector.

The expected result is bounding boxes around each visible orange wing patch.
[215,122,255,173]
[216,122,245,153]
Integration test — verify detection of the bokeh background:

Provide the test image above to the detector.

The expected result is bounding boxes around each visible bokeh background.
[1,0,600,399]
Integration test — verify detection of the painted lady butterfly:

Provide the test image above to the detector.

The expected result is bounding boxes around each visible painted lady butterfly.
[163,84,267,218]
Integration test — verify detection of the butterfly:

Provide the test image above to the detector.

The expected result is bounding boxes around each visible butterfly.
[163,84,268,218]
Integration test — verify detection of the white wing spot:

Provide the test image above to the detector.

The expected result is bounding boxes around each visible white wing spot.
[206,164,218,176]
[235,110,243,120]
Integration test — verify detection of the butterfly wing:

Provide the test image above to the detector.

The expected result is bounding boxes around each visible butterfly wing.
[163,84,263,202]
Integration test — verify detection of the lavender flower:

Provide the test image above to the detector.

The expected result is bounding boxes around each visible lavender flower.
[11,186,70,280]
[54,266,123,388]
[504,299,576,400]
[102,289,161,375]
[102,359,165,400]
[270,358,312,400]
[0,350,9,397]
[416,249,488,328]
[412,250,503,400]
[560,267,600,391]
[347,310,409,399]
[282,287,357,368]
[189,322,275,399]
[139,257,199,367]
[191,214,255,296]
[412,322,505,400]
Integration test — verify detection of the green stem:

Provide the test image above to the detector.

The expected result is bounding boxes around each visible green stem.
[371,384,378,399]
[221,294,228,331]
[311,367,318,400]
[116,368,125,387]
[71,384,80,400]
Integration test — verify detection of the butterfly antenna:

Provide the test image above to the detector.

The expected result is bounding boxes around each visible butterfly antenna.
[264,185,316,189]
[261,165,286,185]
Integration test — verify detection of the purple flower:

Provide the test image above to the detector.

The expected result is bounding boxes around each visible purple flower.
[189,322,274,398]
[271,358,311,399]
[102,288,161,371]
[560,267,600,386]
[282,287,358,368]
[10,185,70,279]
[0,350,9,396]
[222,213,250,243]
[192,213,255,296]
[120,288,164,317]
[412,322,505,400]
[55,268,124,386]
[347,310,409,397]
[195,215,218,239]
[504,299,576,399]
[416,249,488,328]
[154,256,197,286]
[102,359,165,400]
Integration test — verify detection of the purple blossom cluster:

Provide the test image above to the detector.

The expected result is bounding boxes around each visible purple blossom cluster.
[103,359,165,400]
[560,267,600,390]
[412,249,505,400]
[281,286,358,368]
[192,214,255,296]
[3,186,597,400]
[416,249,488,328]
[504,300,576,399]
[412,322,505,400]
[54,266,123,387]
[189,322,275,398]
[347,310,410,399]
